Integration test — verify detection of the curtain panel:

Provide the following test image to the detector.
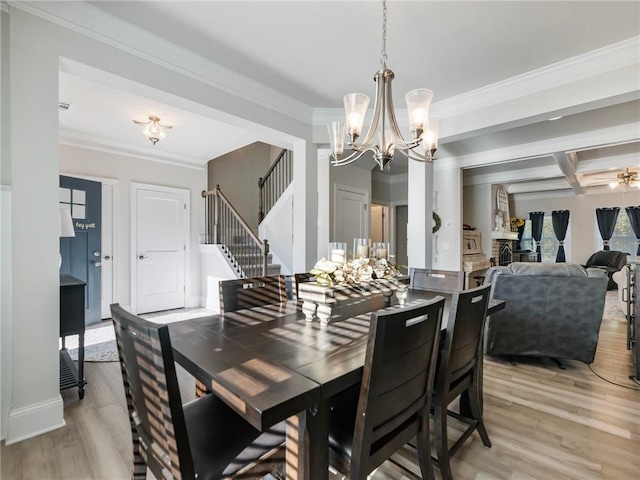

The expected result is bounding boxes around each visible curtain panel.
[529,212,545,262]
[626,206,640,256]
[551,210,570,262]
[596,207,619,251]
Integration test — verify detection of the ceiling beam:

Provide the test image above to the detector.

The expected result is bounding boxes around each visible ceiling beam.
[552,151,583,195]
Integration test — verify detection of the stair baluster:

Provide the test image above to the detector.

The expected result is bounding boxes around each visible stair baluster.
[201,185,269,277]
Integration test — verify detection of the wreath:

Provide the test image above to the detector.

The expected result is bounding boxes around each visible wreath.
[433,212,441,233]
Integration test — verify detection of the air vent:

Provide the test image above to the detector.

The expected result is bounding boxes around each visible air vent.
[58,102,71,111]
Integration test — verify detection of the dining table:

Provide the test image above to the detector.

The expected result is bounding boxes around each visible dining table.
[168,287,505,480]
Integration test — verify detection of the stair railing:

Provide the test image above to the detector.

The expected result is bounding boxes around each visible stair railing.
[258,149,293,222]
[202,185,269,277]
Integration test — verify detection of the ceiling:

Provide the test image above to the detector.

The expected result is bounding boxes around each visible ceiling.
[48,1,640,194]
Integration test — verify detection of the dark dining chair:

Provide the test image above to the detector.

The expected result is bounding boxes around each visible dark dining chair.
[432,284,492,480]
[219,275,287,313]
[110,304,286,480]
[410,267,464,293]
[327,298,446,480]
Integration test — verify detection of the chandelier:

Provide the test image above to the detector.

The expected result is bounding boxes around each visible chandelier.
[609,168,639,190]
[328,0,441,171]
[133,115,173,145]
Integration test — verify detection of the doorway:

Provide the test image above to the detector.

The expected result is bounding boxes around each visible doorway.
[132,184,189,314]
[59,175,102,325]
[334,184,369,246]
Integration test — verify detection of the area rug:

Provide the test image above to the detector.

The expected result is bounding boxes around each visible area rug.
[66,307,216,362]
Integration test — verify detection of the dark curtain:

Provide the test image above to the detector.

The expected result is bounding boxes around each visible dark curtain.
[551,210,570,262]
[529,211,545,262]
[626,206,640,255]
[595,207,619,250]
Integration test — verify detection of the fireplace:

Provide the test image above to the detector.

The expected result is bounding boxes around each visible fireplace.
[491,238,515,266]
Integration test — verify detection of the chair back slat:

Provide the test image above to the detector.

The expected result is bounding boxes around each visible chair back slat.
[111,304,194,480]
[351,298,445,474]
[219,275,287,313]
[440,284,491,387]
[410,268,464,292]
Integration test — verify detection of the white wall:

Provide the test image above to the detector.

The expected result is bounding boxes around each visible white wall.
[463,183,493,257]
[4,7,316,444]
[0,7,12,440]
[258,186,294,274]
[511,189,639,264]
[60,144,206,309]
[432,166,463,271]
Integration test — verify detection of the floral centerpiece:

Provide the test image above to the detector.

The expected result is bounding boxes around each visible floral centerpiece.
[310,256,402,287]
[510,217,525,232]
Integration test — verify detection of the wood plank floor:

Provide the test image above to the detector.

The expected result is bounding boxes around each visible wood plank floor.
[2,295,639,480]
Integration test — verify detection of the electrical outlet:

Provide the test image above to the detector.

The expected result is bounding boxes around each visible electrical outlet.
[445,221,454,228]
[442,242,450,249]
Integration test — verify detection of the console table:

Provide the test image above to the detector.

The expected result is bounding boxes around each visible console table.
[60,275,87,399]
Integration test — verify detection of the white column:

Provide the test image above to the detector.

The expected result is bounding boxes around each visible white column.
[407,161,434,269]
[6,9,64,443]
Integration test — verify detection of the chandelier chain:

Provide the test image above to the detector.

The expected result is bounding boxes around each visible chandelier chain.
[380,0,387,68]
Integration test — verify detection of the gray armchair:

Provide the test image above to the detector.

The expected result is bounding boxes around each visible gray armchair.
[484,263,608,364]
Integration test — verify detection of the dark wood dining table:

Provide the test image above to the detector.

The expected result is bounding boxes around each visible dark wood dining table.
[168,288,505,480]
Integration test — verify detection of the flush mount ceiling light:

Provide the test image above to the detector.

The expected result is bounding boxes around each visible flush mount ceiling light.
[609,168,640,190]
[327,0,441,171]
[133,115,173,145]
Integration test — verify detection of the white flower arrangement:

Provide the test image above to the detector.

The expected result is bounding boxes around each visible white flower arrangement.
[309,256,402,287]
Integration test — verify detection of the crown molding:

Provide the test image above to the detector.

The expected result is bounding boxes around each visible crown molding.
[1,1,9,14]
[313,37,640,127]
[438,123,640,171]
[59,130,205,171]
[434,37,640,118]
[10,1,313,124]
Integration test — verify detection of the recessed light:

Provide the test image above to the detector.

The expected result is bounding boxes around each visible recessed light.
[548,116,563,121]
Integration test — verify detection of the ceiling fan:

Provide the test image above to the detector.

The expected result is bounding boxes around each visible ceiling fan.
[608,168,639,190]
[579,167,640,190]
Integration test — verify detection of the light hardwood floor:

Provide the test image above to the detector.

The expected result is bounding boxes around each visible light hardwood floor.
[2,294,639,480]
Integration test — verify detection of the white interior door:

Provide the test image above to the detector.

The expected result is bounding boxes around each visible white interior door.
[134,186,187,314]
[335,185,369,246]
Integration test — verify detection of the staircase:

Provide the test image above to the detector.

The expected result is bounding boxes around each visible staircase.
[202,149,293,278]
[202,185,280,278]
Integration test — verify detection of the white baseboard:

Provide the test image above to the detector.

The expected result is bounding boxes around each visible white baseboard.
[187,295,201,308]
[5,395,65,445]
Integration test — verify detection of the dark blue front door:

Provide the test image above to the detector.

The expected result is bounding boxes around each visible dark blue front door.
[59,176,102,325]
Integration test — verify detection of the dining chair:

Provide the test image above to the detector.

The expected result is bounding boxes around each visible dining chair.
[218,275,287,313]
[327,297,446,480]
[110,304,286,480]
[410,267,464,293]
[432,284,492,480]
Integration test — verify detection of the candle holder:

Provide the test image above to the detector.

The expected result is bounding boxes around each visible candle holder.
[372,242,389,260]
[328,242,347,264]
[353,238,371,259]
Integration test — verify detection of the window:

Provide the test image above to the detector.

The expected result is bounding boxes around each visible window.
[604,212,637,255]
[520,214,571,263]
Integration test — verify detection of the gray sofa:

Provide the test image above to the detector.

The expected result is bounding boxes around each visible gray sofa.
[484,263,608,364]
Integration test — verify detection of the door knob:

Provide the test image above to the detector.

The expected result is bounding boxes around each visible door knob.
[138,255,148,260]
[104,255,111,260]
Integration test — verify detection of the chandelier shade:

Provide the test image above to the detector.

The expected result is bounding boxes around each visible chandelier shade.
[328,0,441,170]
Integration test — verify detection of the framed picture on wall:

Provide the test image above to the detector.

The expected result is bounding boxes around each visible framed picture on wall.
[463,231,483,255]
